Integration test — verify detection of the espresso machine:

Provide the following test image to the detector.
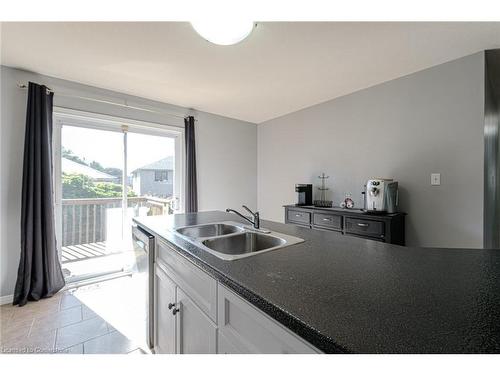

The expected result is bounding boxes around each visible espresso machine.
[295,184,312,206]
[363,179,399,213]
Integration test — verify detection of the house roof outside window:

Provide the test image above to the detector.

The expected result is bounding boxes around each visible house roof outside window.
[132,156,174,174]
[62,157,118,182]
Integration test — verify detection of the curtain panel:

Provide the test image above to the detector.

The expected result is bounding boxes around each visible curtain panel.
[13,82,65,306]
[184,116,198,213]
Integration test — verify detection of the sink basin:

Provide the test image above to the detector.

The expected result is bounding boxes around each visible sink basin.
[174,220,304,260]
[175,223,243,239]
[202,232,286,256]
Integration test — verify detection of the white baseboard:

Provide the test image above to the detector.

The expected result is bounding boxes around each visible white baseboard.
[0,294,14,305]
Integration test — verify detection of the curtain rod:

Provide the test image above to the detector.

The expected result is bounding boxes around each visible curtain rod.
[17,83,196,122]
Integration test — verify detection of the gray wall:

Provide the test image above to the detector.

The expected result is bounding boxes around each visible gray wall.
[0,66,257,299]
[258,52,485,248]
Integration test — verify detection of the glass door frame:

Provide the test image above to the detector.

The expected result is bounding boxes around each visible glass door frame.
[52,107,184,260]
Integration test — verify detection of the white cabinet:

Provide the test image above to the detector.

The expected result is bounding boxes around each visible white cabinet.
[176,288,217,354]
[217,284,320,354]
[154,265,176,354]
[153,237,321,354]
[156,238,217,321]
[155,263,217,354]
[217,332,243,354]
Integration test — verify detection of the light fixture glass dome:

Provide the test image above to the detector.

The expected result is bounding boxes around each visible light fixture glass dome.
[190,20,255,46]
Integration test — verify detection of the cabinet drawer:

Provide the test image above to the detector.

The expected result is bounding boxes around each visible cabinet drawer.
[312,212,342,230]
[345,217,385,239]
[156,238,217,322]
[217,284,320,354]
[287,209,311,225]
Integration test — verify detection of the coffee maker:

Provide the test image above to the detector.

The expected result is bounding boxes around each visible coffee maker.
[364,179,399,213]
[295,184,312,206]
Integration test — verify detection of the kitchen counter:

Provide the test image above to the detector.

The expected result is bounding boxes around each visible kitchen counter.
[133,211,500,353]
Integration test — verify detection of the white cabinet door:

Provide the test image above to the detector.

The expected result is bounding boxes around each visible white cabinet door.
[155,265,177,354]
[217,332,243,354]
[217,284,320,354]
[176,287,217,354]
[156,238,217,321]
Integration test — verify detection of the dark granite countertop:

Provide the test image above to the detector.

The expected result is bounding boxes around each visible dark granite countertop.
[133,211,500,353]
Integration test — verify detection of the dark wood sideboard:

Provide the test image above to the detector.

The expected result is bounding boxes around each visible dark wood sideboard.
[284,205,406,245]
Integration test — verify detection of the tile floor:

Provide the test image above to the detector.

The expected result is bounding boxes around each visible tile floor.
[0,275,148,354]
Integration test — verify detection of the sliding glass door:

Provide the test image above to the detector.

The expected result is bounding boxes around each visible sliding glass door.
[124,131,178,242]
[54,109,182,283]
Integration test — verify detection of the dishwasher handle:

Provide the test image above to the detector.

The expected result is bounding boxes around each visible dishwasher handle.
[132,225,153,250]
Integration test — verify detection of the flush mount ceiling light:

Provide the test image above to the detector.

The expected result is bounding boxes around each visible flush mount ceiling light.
[190,20,255,46]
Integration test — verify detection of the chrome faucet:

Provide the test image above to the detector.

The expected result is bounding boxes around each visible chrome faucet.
[226,205,260,229]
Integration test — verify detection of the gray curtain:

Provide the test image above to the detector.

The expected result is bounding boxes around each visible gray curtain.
[184,116,198,212]
[13,82,65,306]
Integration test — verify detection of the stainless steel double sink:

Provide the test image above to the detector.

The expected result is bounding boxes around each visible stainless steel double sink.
[174,221,304,261]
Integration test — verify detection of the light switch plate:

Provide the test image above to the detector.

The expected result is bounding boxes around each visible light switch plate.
[431,173,441,186]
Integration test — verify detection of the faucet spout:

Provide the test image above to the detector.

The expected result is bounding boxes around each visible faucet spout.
[226,205,260,229]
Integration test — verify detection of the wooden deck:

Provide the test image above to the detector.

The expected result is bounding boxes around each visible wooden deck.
[61,242,119,263]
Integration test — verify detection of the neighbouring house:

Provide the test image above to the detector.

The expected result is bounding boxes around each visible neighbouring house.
[131,156,174,198]
[62,157,118,182]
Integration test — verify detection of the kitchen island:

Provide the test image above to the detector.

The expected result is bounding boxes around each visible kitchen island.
[134,211,500,354]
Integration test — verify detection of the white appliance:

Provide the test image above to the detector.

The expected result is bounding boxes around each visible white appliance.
[364,179,399,213]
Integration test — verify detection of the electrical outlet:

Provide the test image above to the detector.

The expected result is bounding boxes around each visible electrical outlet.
[431,173,441,186]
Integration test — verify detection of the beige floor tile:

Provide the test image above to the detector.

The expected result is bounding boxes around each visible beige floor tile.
[1,306,15,324]
[16,296,61,311]
[55,316,108,350]
[60,294,83,311]
[56,343,84,354]
[10,301,60,323]
[106,322,117,333]
[30,305,82,334]
[81,304,98,320]
[1,328,56,354]
[0,318,33,343]
[0,303,15,315]
[2,276,146,355]
[83,331,137,354]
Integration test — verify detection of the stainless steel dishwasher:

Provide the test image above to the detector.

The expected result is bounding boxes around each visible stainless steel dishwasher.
[132,225,155,351]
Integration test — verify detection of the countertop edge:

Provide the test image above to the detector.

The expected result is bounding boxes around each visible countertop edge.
[134,218,350,354]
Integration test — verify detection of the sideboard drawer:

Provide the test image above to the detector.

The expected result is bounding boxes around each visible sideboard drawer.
[345,217,385,239]
[287,210,311,225]
[312,212,342,230]
[283,205,405,245]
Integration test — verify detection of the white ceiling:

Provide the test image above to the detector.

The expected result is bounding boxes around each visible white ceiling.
[2,22,500,123]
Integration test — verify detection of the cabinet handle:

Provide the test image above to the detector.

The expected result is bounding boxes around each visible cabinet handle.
[172,307,180,315]
[168,302,176,310]
[295,214,301,217]
[322,218,332,221]
[357,223,369,227]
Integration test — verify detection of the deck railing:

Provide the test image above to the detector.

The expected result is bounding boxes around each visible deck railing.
[61,196,172,247]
